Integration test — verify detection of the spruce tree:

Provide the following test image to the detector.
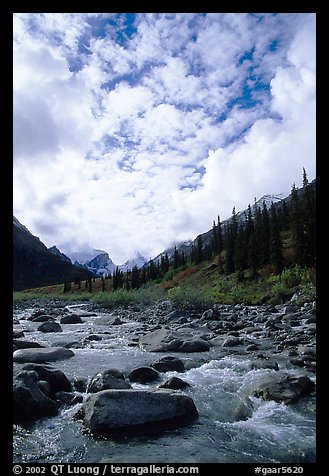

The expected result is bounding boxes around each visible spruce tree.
[269,203,284,273]
[300,168,316,266]
[225,223,235,273]
[196,234,203,263]
[289,183,304,265]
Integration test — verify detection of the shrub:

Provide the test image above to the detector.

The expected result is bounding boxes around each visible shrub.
[167,286,214,310]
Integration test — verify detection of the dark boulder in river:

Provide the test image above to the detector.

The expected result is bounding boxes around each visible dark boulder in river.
[89,369,132,392]
[22,363,72,394]
[158,377,191,390]
[127,366,160,384]
[37,321,63,333]
[151,356,186,373]
[13,369,58,422]
[253,372,315,404]
[60,314,84,324]
[82,389,198,436]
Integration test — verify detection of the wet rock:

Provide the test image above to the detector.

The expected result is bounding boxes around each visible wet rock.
[283,305,298,315]
[13,369,58,422]
[32,314,54,323]
[95,315,122,325]
[222,338,243,347]
[22,363,72,394]
[127,366,160,384]
[158,377,191,390]
[151,356,185,373]
[89,369,132,392]
[13,339,45,350]
[306,323,316,334]
[290,358,305,367]
[37,321,63,333]
[305,316,316,324]
[165,310,182,322]
[37,380,51,397]
[27,309,47,321]
[139,327,210,353]
[86,334,102,341]
[13,347,74,363]
[13,330,25,338]
[54,391,83,405]
[72,377,89,393]
[179,339,210,352]
[201,309,214,320]
[298,346,315,356]
[250,361,279,371]
[60,314,84,324]
[82,389,198,436]
[246,344,259,352]
[253,372,315,404]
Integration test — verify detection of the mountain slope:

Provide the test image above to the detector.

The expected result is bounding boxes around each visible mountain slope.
[13,217,91,291]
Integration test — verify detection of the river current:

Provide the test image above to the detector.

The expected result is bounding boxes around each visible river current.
[13,303,316,464]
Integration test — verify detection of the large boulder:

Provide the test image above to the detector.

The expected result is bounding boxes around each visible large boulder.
[32,314,54,323]
[60,314,84,324]
[37,321,63,333]
[13,369,58,422]
[127,366,160,384]
[13,330,25,338]
[179,339,210,352]
[139,327,209,353]
[94,315,122,326]
[13,347,74,363]
[88,369,132,392]
[13,340,45,349]
[253,372,315,404]
[151,356,185,373]
[22,363,72,394]
[82,389,198,436]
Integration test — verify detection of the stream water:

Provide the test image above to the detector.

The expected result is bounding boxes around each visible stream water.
[13,303,316,464]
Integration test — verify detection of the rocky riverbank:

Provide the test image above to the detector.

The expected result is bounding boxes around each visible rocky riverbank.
[13,296,316,465]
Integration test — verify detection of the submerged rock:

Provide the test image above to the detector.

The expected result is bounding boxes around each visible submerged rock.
[82,389,198,436]
[253,372,315,404]
[158,377,191,390]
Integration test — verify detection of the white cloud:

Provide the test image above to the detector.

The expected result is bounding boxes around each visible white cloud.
[13,13,316,264]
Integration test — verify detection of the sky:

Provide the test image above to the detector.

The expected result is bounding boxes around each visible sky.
[13,12,316,264]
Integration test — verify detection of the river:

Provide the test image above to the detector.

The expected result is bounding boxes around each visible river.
[13,301,316,464]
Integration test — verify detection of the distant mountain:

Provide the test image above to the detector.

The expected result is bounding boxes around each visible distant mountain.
[13,217,91,291]
[152,192,288,265]
[48,245,72,263]
[66,249,147,277]
[119,251,147,272]
[84,252,117,277]
[65,249,106,266]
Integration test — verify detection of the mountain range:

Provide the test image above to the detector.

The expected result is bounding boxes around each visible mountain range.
[14,187,308,291]
[152,193,287,264]
[13,217,91,291]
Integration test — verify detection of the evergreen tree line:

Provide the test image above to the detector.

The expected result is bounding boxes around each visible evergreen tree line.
[90,169,315,293]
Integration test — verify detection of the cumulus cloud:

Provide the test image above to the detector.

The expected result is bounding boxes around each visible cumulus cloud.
[13,13,316,264]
